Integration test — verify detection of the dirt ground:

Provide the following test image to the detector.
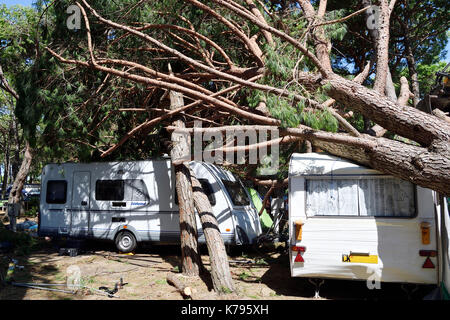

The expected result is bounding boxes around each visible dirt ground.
[0,218,436,301]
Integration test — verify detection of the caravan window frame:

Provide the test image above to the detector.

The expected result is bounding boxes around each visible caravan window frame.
[303,175,418,219]
[46,180,68,204]
[95,179,150,202]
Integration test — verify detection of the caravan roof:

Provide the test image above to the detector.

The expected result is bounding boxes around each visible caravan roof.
[289,153,381,177]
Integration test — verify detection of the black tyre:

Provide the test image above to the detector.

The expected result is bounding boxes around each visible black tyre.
[115,230,137,253]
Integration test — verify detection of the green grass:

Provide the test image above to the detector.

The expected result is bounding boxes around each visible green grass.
[239,271,251,281]
[54,273,66,281]
[155,279,167,285]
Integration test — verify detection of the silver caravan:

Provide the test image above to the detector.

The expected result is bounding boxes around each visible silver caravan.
[288,153,450,293]
[38,160,261,252]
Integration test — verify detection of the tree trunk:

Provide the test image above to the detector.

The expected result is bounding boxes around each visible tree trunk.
[173,162,202,276]
[1,135,10,199]
[8,140,33,206]
[313,135,450,197]
[405,42,420,107]
[166,273,198,299]
[324,76,450,147]
[169,66,202,276]
[11,120,21,181]
[190,171,235,293]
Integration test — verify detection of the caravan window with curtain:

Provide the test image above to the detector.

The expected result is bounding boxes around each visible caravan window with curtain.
[305,177,415,218]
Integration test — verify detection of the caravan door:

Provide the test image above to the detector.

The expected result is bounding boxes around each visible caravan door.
[70,171,91,237]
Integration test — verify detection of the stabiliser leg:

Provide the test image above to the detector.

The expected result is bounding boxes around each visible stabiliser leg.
[308,278,325,299]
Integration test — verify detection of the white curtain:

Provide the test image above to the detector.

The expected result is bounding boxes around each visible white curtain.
[306,177,415,217]
[358,178,415,217]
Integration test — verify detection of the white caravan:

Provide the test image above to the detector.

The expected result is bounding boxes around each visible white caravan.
[288,153,450,291]
[38,160,261,252]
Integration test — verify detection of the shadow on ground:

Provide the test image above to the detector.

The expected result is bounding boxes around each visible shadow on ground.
[257,251,437,300]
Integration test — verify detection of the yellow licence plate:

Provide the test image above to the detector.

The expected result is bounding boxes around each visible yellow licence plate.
[342,254,378,264]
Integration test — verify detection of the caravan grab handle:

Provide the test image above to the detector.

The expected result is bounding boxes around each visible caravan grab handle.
[349,251,370,256]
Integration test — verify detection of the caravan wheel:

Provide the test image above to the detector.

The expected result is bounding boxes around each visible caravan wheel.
[115,231,137,253]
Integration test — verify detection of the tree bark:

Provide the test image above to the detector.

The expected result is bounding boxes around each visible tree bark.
[313,135,450,197]
[174,125,450,196]
[399,18,420,108]
[1,132,11,199]
[167,273,198,299]
[169,66,202,277]
[324,76,450,147]
[8,141,33,205]
[405,41,420,107]
[190,171,235,293]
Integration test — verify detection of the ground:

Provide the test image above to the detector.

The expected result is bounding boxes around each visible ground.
[0,218,436,300]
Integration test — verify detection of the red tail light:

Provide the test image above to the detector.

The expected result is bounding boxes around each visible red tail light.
[292,246,306,263]
[292,246,306,252]
[419,250,437,257]
[422,257,435,269]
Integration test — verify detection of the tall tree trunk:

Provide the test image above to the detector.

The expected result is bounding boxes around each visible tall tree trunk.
[398,17,420,108]
[169,66,202,276]
[1,135,10,199]
[8,141,33,210]
[404,41,420,107]
[173,162,202,276]
[190,170,235,293]
[11,119,21,181]
[8,141,33,231]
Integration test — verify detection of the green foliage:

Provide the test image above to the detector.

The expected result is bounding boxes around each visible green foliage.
[264,42,297,81]
[265,94,302,128]
[0,4,39,74]
[322,9,348,41]
[399,60,448,97]
[328,0,449,82]
[0,227,38,256]
[1,0,445,187]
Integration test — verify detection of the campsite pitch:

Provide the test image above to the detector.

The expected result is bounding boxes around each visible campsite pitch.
[0,238,435,300]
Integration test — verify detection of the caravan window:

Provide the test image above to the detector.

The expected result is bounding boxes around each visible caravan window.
[96,180,124,201]
[198,179,216,206]
[174,179,216,206]
[123,179,149,201]
[96,179,149,201]
[46,180,67,204]
[306,177,415,218]
[222,180,250,206]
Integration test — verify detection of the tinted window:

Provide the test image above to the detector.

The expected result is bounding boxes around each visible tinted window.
[198,179,216,206]
[46,180,67,204]
[222,180,250,206]
[96,180,124,201]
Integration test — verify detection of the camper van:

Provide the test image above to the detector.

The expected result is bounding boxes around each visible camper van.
[288,153,450,292]
[38,160,261,252]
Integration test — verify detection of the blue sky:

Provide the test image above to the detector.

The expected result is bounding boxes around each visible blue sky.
[0,0,34,6]
[1,0,449,61]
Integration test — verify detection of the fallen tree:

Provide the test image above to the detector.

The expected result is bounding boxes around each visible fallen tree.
[43,0,449,293]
